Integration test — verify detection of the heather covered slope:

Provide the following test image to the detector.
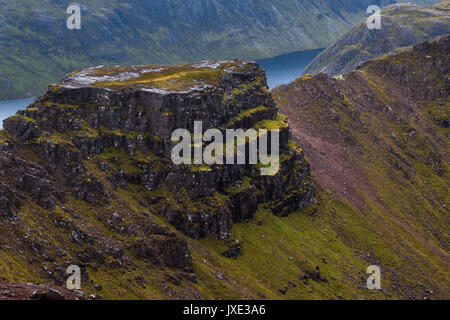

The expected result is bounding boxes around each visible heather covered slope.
[303,1,450,77]
[0,42,448,300]
[273,36,450,299]
[0,0,441,99]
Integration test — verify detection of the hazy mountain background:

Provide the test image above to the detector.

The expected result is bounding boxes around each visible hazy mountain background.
[0,0,441,99]
[304,1,450,77]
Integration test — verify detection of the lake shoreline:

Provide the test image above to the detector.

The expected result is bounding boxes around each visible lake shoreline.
[257,48,323,89]
[0,48,322,127]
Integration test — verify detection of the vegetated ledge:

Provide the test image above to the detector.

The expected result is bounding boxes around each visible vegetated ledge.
[2,59,314,242]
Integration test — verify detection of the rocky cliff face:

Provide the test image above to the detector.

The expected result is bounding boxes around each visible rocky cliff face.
[303,2,450,77]
[273,35,449,299]
[0,61,313,298]
[2,60,313,239]
[0,0,441,99]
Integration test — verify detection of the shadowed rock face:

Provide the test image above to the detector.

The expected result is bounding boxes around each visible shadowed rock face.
[0,61,313,295]
[2,60,313,240]
[303,2,450,77]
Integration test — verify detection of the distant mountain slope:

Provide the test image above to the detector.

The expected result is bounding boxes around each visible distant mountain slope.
[273,35,449,299]
[303,1,450,77]
[430,0,450,10]
[0,0,441,99]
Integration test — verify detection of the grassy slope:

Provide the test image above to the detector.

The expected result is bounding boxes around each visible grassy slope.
[273,37,449,299]
[2,157,444,299]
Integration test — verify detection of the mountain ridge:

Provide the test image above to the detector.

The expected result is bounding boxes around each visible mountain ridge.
[273,35,449,299]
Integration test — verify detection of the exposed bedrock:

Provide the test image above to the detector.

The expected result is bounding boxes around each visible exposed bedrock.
[3,60,314,241]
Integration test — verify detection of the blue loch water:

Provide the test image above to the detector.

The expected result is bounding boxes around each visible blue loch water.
[0,97,35,129]
[257,48,323,89]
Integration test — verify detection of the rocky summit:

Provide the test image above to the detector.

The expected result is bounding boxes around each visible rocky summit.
[0,60,314,299]
[2,60,313,239]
